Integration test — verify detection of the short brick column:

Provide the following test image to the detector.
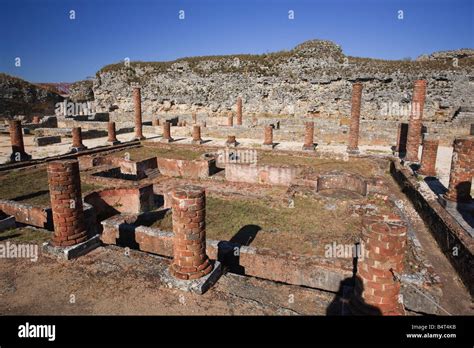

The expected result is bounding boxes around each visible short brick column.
[192,125,203,144]
[161,121,173,143]
[405,80,427,162]
[227,112,233,127]
[444,136,474,203]
[133,87,145,140]
[71,127,87,152]
[418,137,439,177]
[302,121,315,151]
[351,214,407,316]
[347,82,363,154]
[470,124,474,136]
[170,186,212,280]
[236,97,243,125]
[192,112,197,124]
[47,160,88,247]
[395,123,409,155]
[9,120,31,162]
[107,121,120,145]
[32,116,41,124]
[263,125,274,148]
[152,118,160,127]
[226,135,237,147]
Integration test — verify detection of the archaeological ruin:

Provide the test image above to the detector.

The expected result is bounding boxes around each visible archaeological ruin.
[0,40,473,318]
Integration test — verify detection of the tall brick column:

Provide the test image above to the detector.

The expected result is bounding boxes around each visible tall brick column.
[170,186,213,280]
[107,121,120,145]
[444,136,474,203]
[9,120,31,162]
[133,87,145,140]
[71,127,87,152]
[161,121,173,143]
[47,160,88,247]
[418,137,439,177]
[351,214,407,315]
[347,82,363,154]
[263,125,274,148]
[227,112,233,127]
[405,80,427,162]
[302,121,315,151]
[236,97,243,125]
[192,125,203,144]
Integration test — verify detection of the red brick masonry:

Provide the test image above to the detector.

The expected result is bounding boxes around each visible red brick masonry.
[169,185,213,280]
[263,125,273,145]
[236,97,242,125]
[347,82,363,152]
[405,80,427,162]
[47,160,88,247]
[351,214,407,315]
[444,136,474,202]
[418,137,439,177]
[133,87,144,139]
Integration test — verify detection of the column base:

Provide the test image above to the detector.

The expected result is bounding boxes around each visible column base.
[107,140,121,146]
[162,261,222,295]
[134,136,146,141]
[346,147,360,155]
[9,152,32,162]
[192,139,204,145]
[70,145,87,153]
[302,144,315,151]
[262,143,274,149]
[160,137,174,143]
[42,234,101,260]
[226,141,238,147]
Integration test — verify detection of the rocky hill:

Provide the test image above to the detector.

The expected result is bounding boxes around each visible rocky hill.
[0,73,64,119]
[92,40,474,122]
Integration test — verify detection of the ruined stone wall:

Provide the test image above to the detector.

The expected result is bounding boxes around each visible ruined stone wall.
[92,40,474,124]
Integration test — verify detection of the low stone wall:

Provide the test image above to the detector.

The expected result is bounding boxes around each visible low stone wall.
[225,163,302,186]
[34,135,61,147]
[157,157,212,179]
[390,159,474,296]
[0,200,50,228]
[84,185,155,219]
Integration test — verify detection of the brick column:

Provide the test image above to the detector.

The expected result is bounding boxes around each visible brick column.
[192,125,203,144]
[470,124,474,136]
[395,123,409,155]
[263,125,273,148]
[444,136,474,202]
[133,87,145,140]
[170,186,212,280]
[302,121,315,151]
[71,127,87,152]
[107,122,120,145]
[347,82,363,154]
[192,112,197,124]
[236,97,243,125]
[405,80,427,162]
[152,118,160,126]
[161,121,173,143]
[47,160,88,247]
[32,116,41,124]
[226,135,237,147]
[351,214,407,315]
[418,137,439,177]
[9,120,30,162]
[227,112,233,127]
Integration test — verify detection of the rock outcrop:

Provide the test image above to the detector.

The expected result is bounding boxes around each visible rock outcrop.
[0,73,64,119]
[91,40,474,122]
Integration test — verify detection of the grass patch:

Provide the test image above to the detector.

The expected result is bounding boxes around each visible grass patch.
[152,195,361,256]
[0,167,105,207]
[257,152,378,176]
[0,227,51,244]
[114,146,207,161]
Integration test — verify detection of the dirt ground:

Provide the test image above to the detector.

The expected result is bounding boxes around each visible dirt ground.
[0,244,335,315]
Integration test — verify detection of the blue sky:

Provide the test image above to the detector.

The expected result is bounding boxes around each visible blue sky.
[0,0,472,82]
